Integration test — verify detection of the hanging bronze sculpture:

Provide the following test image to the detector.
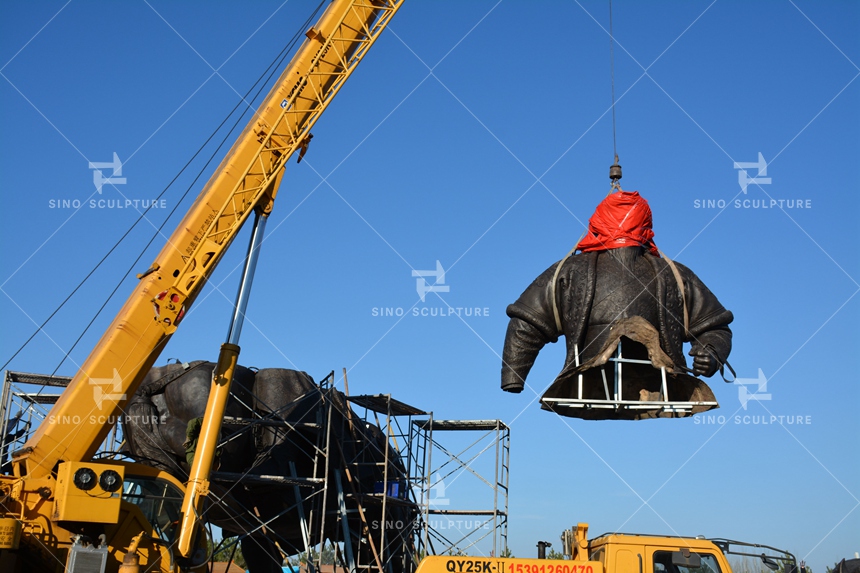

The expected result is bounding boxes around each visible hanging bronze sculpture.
[500,191,734,420]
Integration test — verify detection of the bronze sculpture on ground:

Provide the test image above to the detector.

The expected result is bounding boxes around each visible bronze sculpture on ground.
[123,362,416,573]
[501,191,733,420]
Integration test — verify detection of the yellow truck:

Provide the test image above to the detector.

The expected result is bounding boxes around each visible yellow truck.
[415,523,801,573]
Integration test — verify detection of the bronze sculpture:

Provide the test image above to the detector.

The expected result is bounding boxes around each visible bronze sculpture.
[123,362,416,572]
[501,191,733,420]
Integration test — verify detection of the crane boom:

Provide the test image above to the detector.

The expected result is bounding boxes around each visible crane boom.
[15,0,401,480]
[1,1,402,571]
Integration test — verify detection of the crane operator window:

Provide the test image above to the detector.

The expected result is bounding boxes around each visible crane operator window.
[654,551,722,573]
[122,475,184,542]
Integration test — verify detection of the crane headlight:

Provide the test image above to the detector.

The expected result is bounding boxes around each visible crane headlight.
[73,467,97,491]
[99,470,123,493]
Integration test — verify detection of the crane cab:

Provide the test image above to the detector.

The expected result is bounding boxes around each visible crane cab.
[588,533,732,573]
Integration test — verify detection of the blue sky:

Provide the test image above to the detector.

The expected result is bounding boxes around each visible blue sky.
[1,0,858,569]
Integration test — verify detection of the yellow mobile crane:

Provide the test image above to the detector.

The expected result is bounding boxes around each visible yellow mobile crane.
[0,1,403,571]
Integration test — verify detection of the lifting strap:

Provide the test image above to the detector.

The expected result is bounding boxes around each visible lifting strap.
[658,249,736,383]
[550,242,581,333]
[657,249,689,338]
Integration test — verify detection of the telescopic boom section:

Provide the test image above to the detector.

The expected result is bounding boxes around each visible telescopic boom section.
[15,0,403,481]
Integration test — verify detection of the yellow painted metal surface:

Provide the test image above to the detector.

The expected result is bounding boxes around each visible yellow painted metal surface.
[589,533,734,573]
[0,464,197,572]
[573,522,589,561]
[591,532,727,552]
[176,342,239,556]
[416,556,604,573]
[610,549,639,573]
[52,461,124,523]
[0,517,21,549]
[105,463,206,573]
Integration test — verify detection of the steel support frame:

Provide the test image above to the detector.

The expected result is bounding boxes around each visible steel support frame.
[541,342,718,414]
[343,393,426,573]
[412,419,510,558]
[2,367,512,572]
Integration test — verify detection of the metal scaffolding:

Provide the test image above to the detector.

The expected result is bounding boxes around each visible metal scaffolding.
[2,371,67,470]
[1,369,511,572]
[344,393,428,573]
[205,383,437,573]
[412,419,510,558]
[1,370,129,469]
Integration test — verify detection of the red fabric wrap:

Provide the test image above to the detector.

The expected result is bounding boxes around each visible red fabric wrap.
[577,191,659,256]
